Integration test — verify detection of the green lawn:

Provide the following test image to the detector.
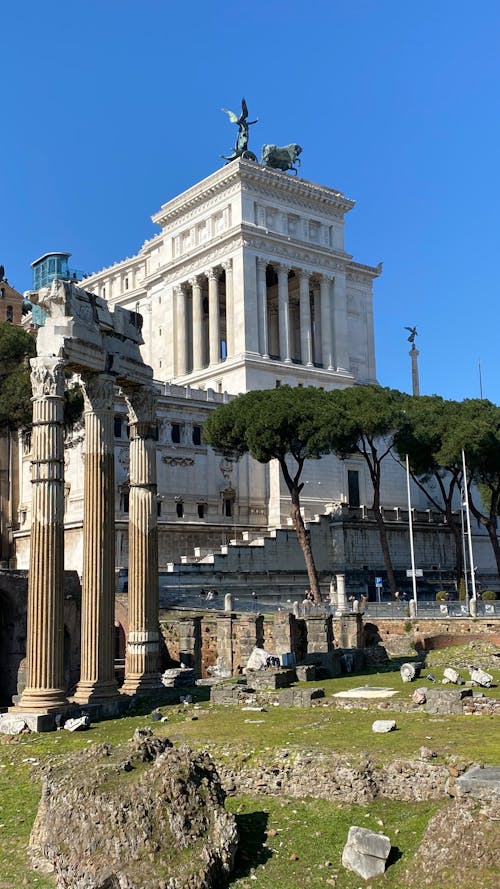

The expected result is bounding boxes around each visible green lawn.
[0,660,498,887]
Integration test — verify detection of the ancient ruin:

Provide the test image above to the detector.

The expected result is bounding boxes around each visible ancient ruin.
[12,280,163,727]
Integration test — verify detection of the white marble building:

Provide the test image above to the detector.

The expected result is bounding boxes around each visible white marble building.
[15,159,493,595]
[81,160,379,394]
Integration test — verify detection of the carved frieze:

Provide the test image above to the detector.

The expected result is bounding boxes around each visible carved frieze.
[162,456,194,466]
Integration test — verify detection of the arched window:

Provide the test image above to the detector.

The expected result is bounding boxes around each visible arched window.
[6,305,13,322]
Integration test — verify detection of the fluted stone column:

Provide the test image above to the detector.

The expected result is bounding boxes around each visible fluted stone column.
[175,285,188,376]
[191,276,203,371]
[208,269,220,365]
[17,358,68,711]
[320,274,334,370]
[73,373,119,704]
[277,265,291,363]
[222,261,234,359]
[332,271,349,372]
[299,270,313,366]
[256,258,269,358]
[122,385,162,694]
[312,282,322,364]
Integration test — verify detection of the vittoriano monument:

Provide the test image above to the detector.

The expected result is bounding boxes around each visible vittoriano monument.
[221,98,302,174]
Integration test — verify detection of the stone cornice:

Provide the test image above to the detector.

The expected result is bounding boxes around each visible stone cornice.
[346,260,382,281]
[152,159,355,229]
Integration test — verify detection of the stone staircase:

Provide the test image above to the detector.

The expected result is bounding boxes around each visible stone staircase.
[160,514,335,608]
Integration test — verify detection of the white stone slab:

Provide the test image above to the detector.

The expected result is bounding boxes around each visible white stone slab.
[333,686,398,699]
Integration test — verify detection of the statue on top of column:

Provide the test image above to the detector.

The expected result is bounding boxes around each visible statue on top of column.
[221,98,258,162]
[405,326,418,346]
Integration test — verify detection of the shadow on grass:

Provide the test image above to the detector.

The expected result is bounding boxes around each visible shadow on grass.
[231,810,272,880]
[386,844,403,868]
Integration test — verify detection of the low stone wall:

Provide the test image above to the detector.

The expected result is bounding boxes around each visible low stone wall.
[372,618,500,657]
[217,749,468,803]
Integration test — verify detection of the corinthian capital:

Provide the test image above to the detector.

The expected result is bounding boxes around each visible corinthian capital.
[123,384,157,426]
[80,372,115,413]
[30,357,66,399]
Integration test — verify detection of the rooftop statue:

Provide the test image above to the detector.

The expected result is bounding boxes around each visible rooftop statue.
[221,98,258,162]
[405,326,418,344]
[261,143,302,174]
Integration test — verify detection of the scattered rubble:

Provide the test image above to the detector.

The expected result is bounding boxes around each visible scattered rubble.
[342,825,391,879]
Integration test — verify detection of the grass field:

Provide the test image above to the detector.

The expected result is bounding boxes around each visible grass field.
[0,656,498,888]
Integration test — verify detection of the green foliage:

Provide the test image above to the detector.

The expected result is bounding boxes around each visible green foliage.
[63,380,84,431]
[0,322,36,430]
[436,590,448,601]
[458,577,467,601]
[481,590,497,601]
[203,386,333,468]
[328,384,408,461]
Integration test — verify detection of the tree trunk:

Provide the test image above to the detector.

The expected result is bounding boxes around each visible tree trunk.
[290,490,321,602]
[372,491,398,596]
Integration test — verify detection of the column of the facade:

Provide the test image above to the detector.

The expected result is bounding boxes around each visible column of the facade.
[73,373,119,705]
[256,258,269,359]
[191,276,203,371]
[175,284,188,376]
[16,358,68,712]
[222,261,234,359]
[207,269,220,366]
[332,270,349,372]
[277,264,292,364]
[320,274,334,370]
[312,282,322,365]
[298,270,313,366]
[121,386,162,694]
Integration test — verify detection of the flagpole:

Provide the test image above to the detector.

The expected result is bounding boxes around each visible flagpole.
[461,449,477,602]
[406,454,418,608]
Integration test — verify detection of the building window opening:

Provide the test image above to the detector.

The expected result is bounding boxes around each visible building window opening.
[157,500,162,517]
[6,305,13,322]
[347,469,360,508]
[121,491,129,513]
[171,423,181,444]
[197,503,205,519]
[176,499,184,518]
[192,425,201,446]
[125,277,129,290]
[223,497,233,518]
[114,416,123,438]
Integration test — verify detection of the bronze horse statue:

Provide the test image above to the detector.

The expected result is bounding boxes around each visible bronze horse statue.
[261,143,302,174]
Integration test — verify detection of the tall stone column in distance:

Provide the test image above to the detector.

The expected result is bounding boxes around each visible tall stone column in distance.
[17,358,68,712]
[256,258,269,358]
[175,285,188,376]
[191,276,203,371]
[277,264,291,363]
[73,373,119,705]
[208,268,220,366]
[223,261,234,359]
[332,271,349,372]
[121,385,162,694]
[299,270,313,366]
[320,274,334,370]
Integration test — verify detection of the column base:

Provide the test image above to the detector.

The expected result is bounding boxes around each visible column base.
[121,673,163,697]
[72,679,120,705]
[14,687,69,712]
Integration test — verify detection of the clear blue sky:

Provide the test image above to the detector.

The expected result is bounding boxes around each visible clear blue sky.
[2,1,499,402]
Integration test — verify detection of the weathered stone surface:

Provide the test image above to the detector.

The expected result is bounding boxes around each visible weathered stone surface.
[400,662,419,682]
[341,825,391,879]
[295,664,316,682]
[161,667,195,687]
[412,687,427,705]
[372,719,396,733]
[63,715,90,732]
[248,668,295,691]
[456,766,500,801]
[404,799,500,888]
[278,687,325,708]
[29,728,237,888]
[443,667,462,684]
[424,687,472,715]
[0,714,27,734]
[469,666,493,687]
